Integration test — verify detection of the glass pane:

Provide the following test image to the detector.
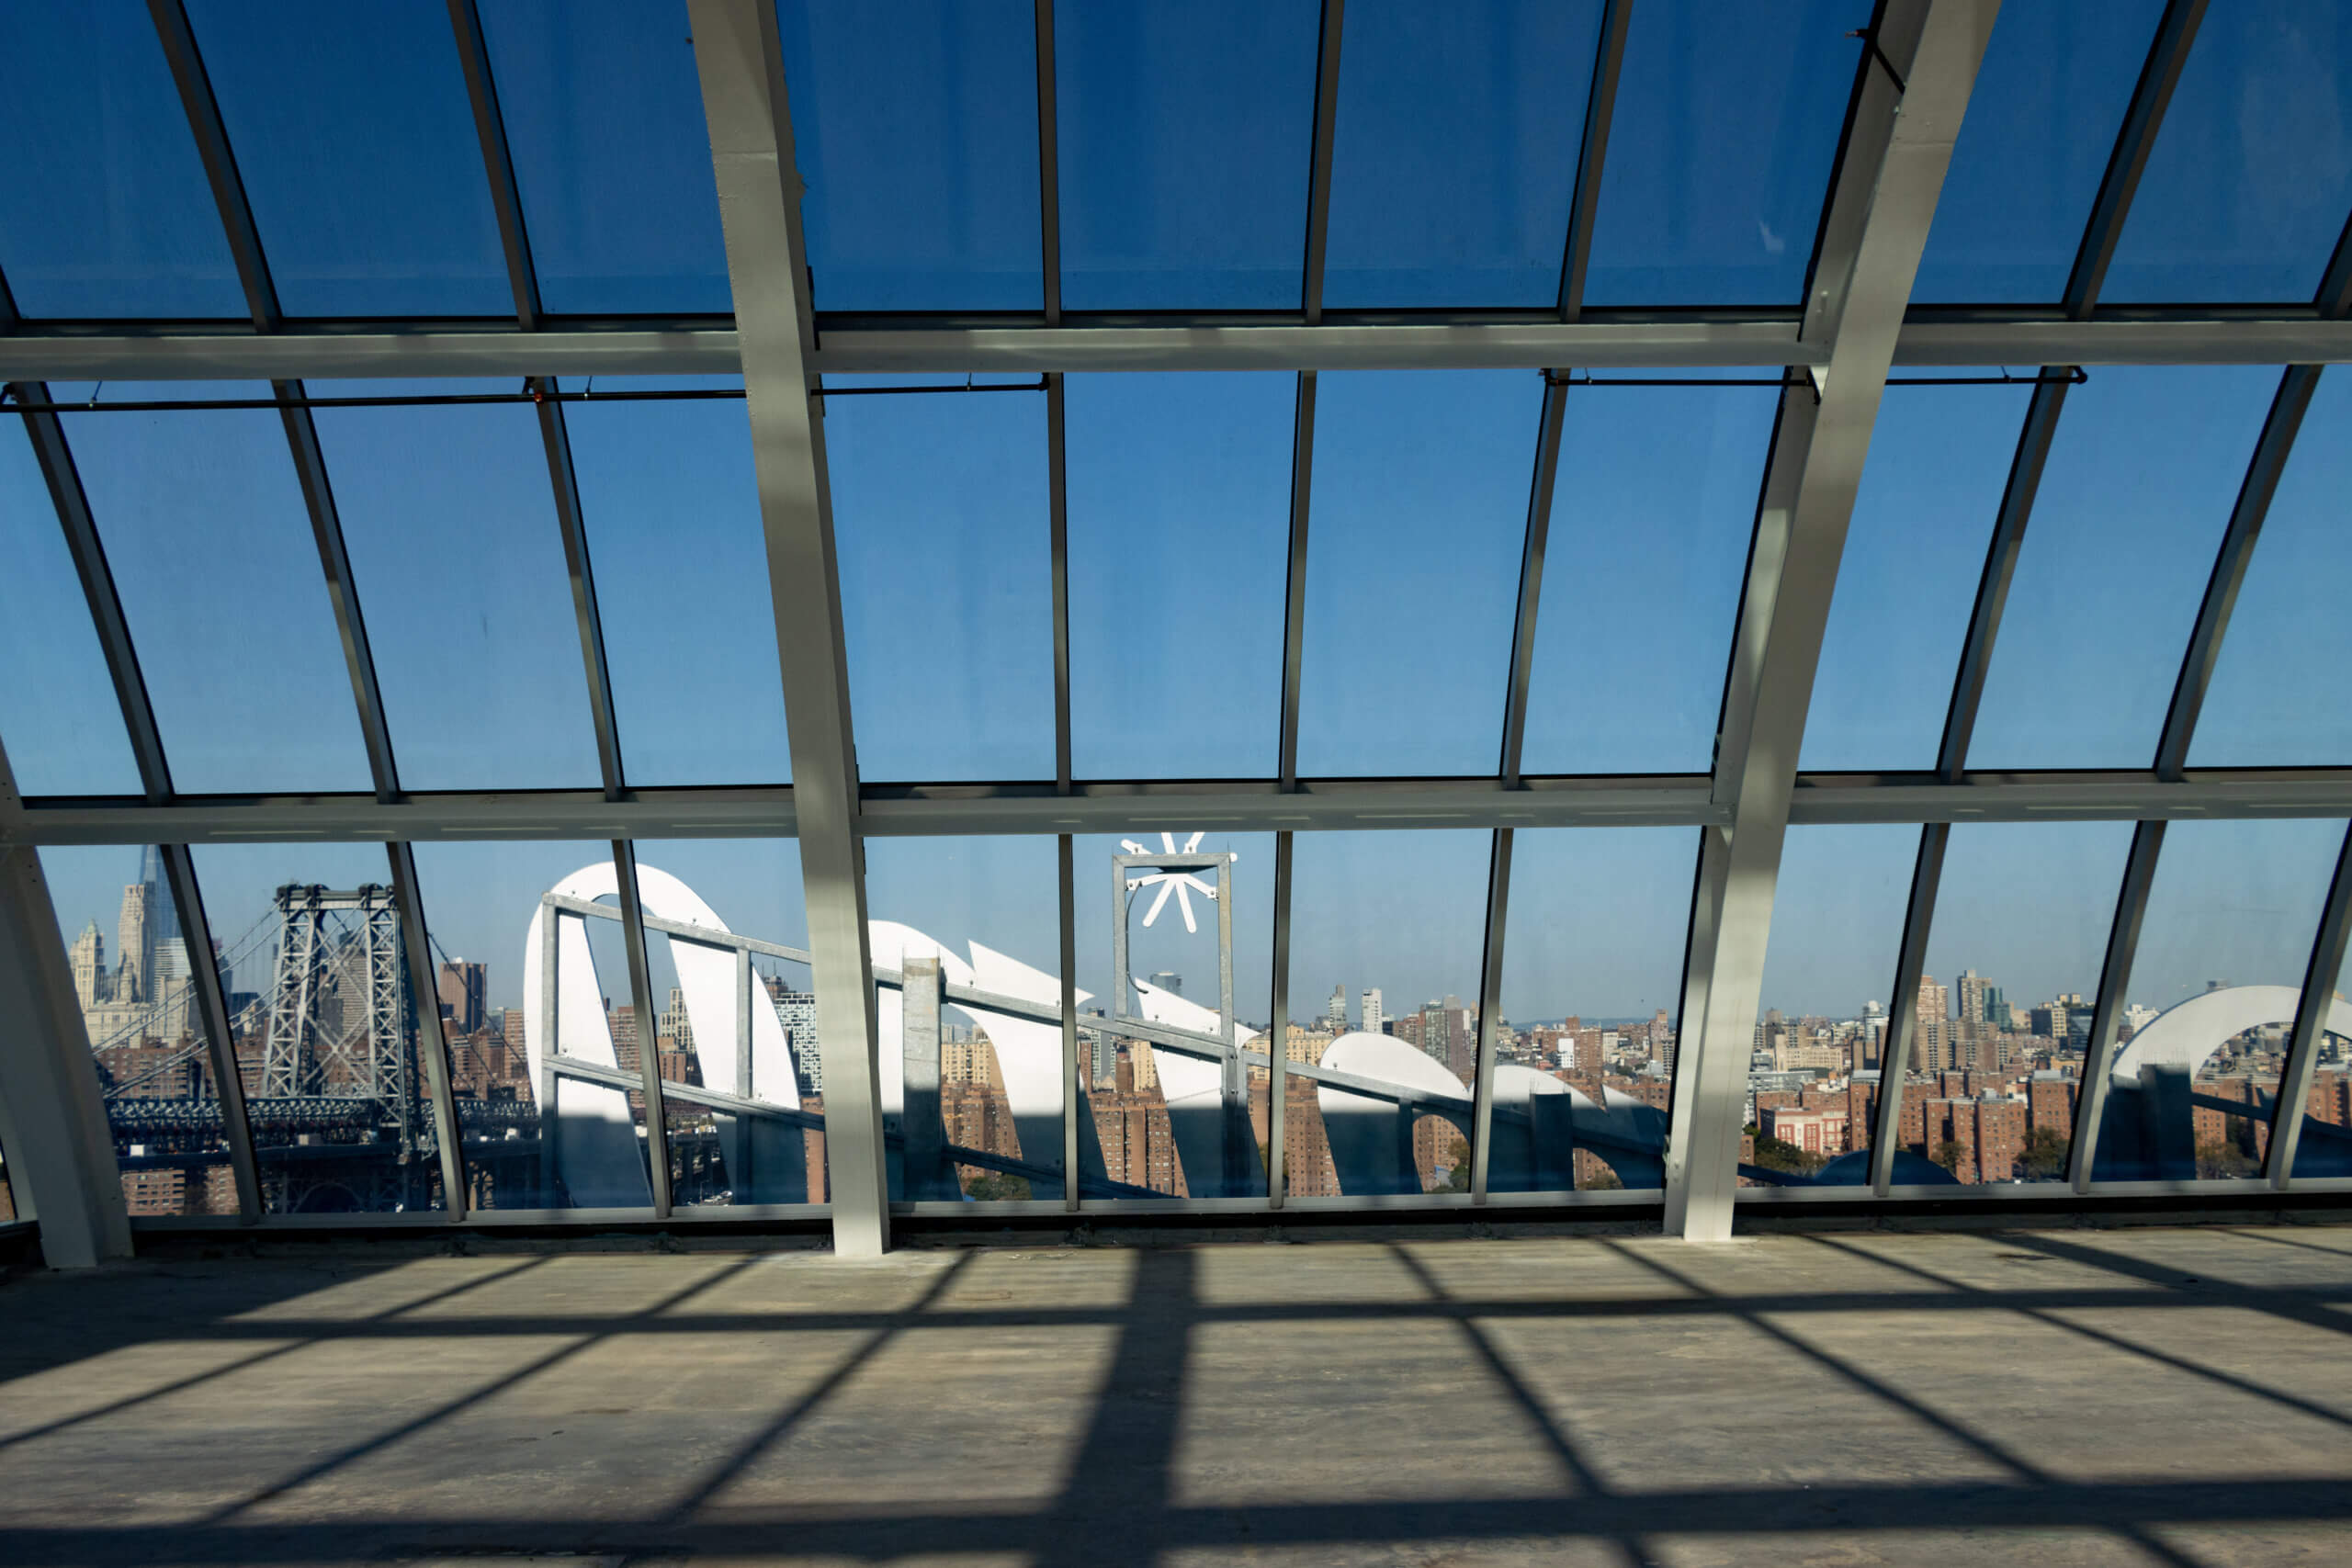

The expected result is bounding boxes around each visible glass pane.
[1056,0,1319,310]
[1521,379,1777,775]
[412,840,652,1213]
[1065,373,1291,780]
[1322,0,1602,310]
[1284,829,1491,1198]
[828,380,1054,782]
[1911,0,2165,304]
[865,837,1065,1202]
[2097,818,2342,1181]
[1740,825,1917,1191]
[60,384,374,795]
[0,422,141,796]
[1802,385,2037,772]
[1072,830,1272,1199]
[1899,821,2136,1187]
[777,0,1042,312]
[189,842,446,1215]
[478,0,731,315]
[1583,0,1869,307]
[1967,367,2278,771]
[184,0,509,317]
[41,845,238,1217]
[315,381,604,791]
[2190,368,2352,766]
[0,0,244,318]
[2290,893,2352,1180]
[2104,2,2352,304]
[562,379,790,786]
[1491,829,1690,1193]
[1296,372,1542,777]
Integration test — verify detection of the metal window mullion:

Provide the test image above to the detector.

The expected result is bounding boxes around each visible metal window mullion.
[1557,0,1632,321]
[534,380,627,799]
[1048,373,1071,790]
[2268,822,2352,1187]
[1059,833,1079,1210]
[1867,821,1950,1193]
[1035,0,1061,324]
[1277,372,1317,789]
[690,0,888,1256]
[448,0,543,329]
[148,0,280,329]
[384,842,469,1218]
[2154,365,2323,779]
[1937,377,2070,777]
[2067,819,2165,1192]
[1498,377,1567,785]
[1301,0,1346,323]
[2064,0,2207,316]
[2321,208,2352,318]
[158,843,262,1221]
[609,839,673,1216]
[1266,831,1294,1209]
[1467,828,1511,1201]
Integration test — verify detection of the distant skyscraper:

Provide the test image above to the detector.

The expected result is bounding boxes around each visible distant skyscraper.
[1955,971,1996,1041]
[1914,976,1950,1070]
[1361,987,1384,1037]
[1325,984,1347,1034]
[438,959,487,1035]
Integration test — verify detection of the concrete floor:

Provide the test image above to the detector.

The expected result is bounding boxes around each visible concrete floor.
[4,1226,2352,1566]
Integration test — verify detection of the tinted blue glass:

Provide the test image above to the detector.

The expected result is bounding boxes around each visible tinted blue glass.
[1297,372,1542,777]
[777,0,1041,311]
[61,385,372,795]
[1057,0,1319,310]
[1066,374,1292,780]
[1803,386,2036,771]
[1913,0,2165,303]
[1521,380,1777,775]
[1322,0,1602,309]
[0,1,243,319]
[1584,0,1869,307]
[185,0,508,317]
[562,380,790,786]
[0,423,140,795]
[315,381,603,790]
[478,0,730,315]
[2106,2,2352,303]
[827,380,1054,781]
[1968,368,2278,771]
[2191,369,2352,765]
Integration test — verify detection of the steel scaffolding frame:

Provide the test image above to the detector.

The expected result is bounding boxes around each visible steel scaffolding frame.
[6,0,2352,1258]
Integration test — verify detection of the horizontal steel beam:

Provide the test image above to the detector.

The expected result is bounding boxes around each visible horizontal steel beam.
[14,772,2352,848]
[9,316,2352,383]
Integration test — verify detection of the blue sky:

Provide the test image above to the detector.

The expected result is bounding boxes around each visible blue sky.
[9,2,2352,1030]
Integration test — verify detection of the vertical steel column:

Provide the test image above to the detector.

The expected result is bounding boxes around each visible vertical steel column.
[735,942,756,1196]
[1557,0,1631,321]
[538,908,560,1200]
[1034,0,1061,325]
[384,844,470,1218]
[2067,820,2165,1192]
[1498,379,1569,788]
[609,839,673,1216]
[2268,823,2352,1187]
[448,0,544,329]
[1060,834,1080,1211]
[535,382,628,802]
[1267,833,1295,1208]
[2063,0,2207,316]
[1277,372,1317,791]
[1216,853,1249,1196]
[1467,829,1511,1201]
[1301,0,1345,323]
[1868,823,1950,1192]
[690,0,889,1255]
[1667,0,1996,1240]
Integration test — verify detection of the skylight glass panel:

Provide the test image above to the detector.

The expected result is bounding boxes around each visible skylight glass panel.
[827,379,1053,782]
[561,380,790,786]
[1802,384,2037,772]
[1295,371,1543,777]
[478,0,731,316]
[1582,0,1869,308]
[777,0,1042,312]
[1056,0,1319,310]
[183,0,509,317]
[0,422,140,796]
[313,381,603,791]
[60,384,373,795]
[2104,1,2352,304]
[0,1,243,319]
[1967,367,2278,772]
[2191,369,2352,766]
[1065,373,1292,780]
[1912,0,2165,304]
[1321,0,1604,310]
[1520,378,1778,775]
